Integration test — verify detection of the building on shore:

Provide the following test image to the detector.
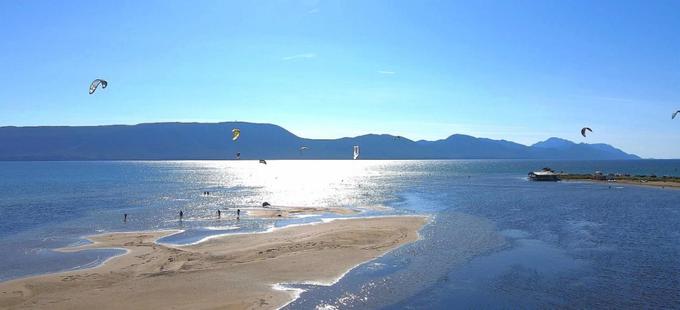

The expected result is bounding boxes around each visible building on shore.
[529,170,560,181]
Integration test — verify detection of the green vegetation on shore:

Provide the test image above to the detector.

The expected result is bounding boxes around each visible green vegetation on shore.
[559,172,680,184]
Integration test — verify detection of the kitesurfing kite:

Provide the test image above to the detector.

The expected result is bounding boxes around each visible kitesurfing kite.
[353,145,360,160]
[581,127,592,137]
[259,159,267,165]
[299,146,309,155]
[88,79,107,94]
[232,128,240,141]
[673,110,680,119]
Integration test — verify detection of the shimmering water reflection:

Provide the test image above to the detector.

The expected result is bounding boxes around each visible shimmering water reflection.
[2,160,680,308]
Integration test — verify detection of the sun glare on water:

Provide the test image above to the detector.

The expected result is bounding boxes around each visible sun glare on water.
[176,160,401,209]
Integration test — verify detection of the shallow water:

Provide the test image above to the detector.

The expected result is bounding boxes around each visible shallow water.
[1,160,680,308]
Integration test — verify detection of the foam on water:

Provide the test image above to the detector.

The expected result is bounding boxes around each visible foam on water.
[203,225,240,231]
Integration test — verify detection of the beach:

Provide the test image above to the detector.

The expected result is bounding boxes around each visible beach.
[562,178,680,189]
[3,160,680,308]
[554,170,680,190]
[0,216,426,310]
[612,179,680,189]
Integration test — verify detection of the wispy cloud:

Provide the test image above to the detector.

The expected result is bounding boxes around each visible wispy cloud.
[282,53,317,61]
[378,70,396,75]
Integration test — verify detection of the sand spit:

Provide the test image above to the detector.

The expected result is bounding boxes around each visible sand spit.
[245,205,358,218]
[563,178,680,189]
[0,216,426,310]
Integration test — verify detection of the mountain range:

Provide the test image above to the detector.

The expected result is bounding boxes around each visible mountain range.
[0,122,640,160]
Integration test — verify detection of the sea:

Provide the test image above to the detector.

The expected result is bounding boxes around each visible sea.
[1,160,679,308]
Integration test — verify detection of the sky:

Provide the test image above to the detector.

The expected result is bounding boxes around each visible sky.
[1,0,679,158]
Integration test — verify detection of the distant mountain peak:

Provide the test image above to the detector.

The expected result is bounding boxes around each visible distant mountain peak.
[446,133,473,139]
[0,122,640,160]
[532,137,576,149]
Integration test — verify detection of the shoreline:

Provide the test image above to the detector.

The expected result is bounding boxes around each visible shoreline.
[0,216,427,309]
[244,205,359,219]
[562,178,680,189]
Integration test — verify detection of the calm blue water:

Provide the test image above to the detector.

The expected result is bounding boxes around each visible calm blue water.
[1,160,680,308]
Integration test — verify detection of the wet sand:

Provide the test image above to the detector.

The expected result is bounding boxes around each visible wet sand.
[0,216,426,310]
[245,205,358,218]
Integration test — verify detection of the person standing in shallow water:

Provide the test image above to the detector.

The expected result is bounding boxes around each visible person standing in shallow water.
[236,209,240,219]
[179,210,184,221]
[124,213,127,222]
[217,209,221,219]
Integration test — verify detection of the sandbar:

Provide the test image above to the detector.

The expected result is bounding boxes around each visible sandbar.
[245,205,358,218]
[563,178,680,189]
[0,216,426,309]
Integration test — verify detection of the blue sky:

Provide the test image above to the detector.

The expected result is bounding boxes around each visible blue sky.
[1,1,679,158]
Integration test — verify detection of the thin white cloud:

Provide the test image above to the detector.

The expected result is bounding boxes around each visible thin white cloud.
[282,53,317,61]
[378,70,396,75]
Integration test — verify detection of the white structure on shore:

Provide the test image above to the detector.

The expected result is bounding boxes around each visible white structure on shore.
[529,170,560,181]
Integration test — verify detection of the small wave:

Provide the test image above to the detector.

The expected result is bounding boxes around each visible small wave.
[204,226,239,231]
[366,262,386,271]
[66,239,92,247]
[24,248,45,255]
[69,256,105,270]
[272,283,307,310]
[292,214,321,219]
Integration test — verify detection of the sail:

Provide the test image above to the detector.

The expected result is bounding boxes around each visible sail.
[89,79,108,94]
[580,127,592,137]
[353,145,360,160]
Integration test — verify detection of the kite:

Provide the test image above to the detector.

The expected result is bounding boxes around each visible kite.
[581,127,592,137]
[89,79,107,94]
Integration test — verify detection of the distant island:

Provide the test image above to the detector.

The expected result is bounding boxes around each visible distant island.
[0,122,640,160]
